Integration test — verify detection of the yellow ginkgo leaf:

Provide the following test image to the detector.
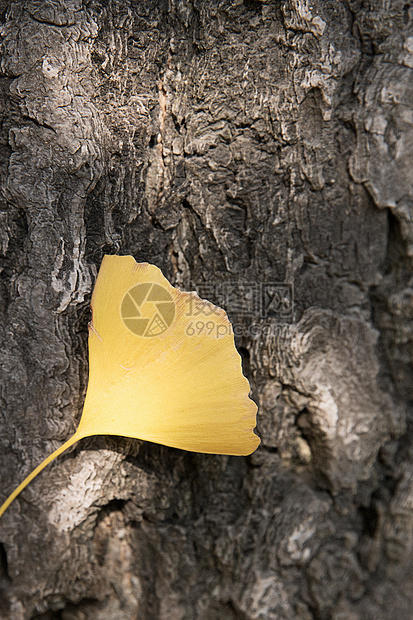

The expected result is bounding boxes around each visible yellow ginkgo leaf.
[0,255,260,518]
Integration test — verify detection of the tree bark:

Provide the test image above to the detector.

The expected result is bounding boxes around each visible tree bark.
[0,1,412,618]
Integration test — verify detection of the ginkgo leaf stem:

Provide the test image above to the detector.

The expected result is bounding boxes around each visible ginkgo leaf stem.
[0,433,81,519]
[0,255,260,520]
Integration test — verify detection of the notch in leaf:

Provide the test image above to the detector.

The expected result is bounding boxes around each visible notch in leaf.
[0,255,260,518]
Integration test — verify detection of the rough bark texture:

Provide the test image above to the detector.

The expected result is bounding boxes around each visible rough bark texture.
[0,1,412,618]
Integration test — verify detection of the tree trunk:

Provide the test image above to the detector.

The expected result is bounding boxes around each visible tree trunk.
[0,1,412,618]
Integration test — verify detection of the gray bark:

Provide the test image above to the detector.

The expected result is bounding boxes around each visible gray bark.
[0,0,412,618]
